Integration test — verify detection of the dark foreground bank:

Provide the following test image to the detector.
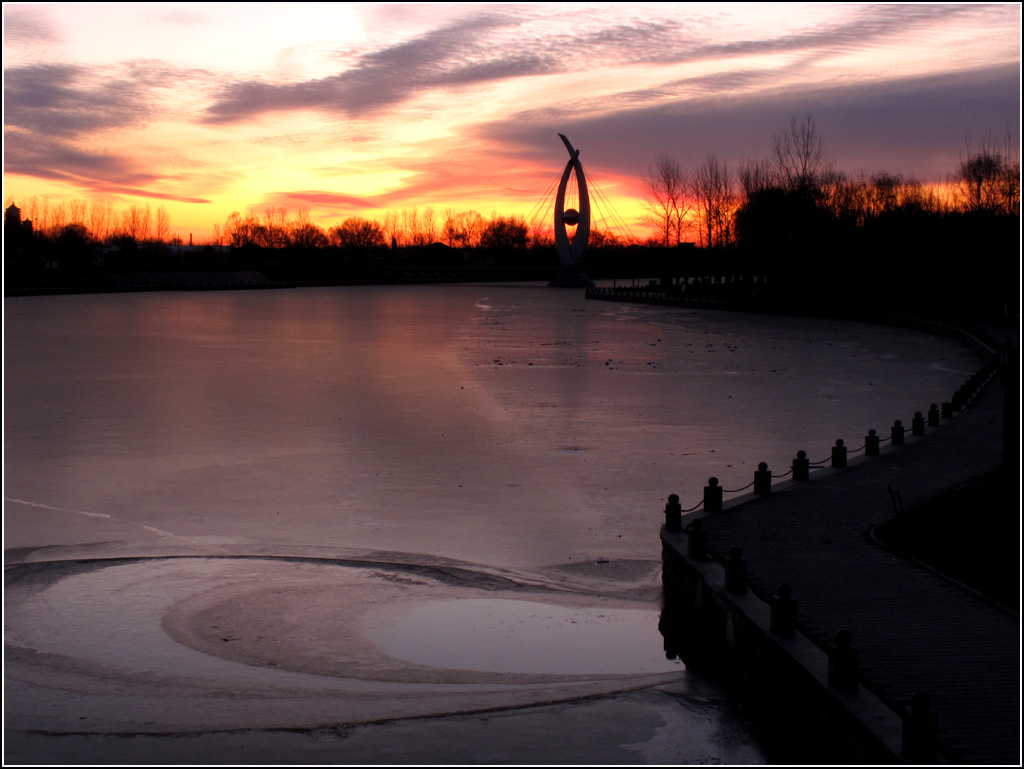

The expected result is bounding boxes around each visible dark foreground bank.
[874,468,1019,611]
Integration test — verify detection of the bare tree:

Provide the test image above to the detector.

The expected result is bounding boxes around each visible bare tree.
[480,215,529,250]
[588,228,622,248]
[122,204,152,242]
[440,209,485,248]
[442,208,459,247]
[223,212,243,247]
[420,206,437,245]
[459,210,485,248]
[693,153,733,248]
[89,200,112,242]
[156,205,171,243]
[640,154,688,246]
[382,210,401,248]
[399,206,437,246]
[20,196,37,229]
[953,138,1021,216]
[289,207,327,249]
[529,222,555,248]
[870,172,902,215]
[263,206,290,248]
[330,217,386,249]
[737,158,778,203]
[48,201,69,237]
[821,172,867,225]
[772,113,831,193]
[67,199,88,228]
[401,207,420,246]
[223,211,261,248]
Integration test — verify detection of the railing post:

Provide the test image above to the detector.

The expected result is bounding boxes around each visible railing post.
[831,439,847,468]
[664,493,682,532]
[770,583,797,636]
[865,429,880,456]
[912,411,926,436]
[724,546,746,594]
[684,518,708,560]
[891,419,905,446]
[792,450,810,482]
[827,629,859,691]
[703,477,723,512]
[941,401,953,419]
[753,462,771,494]
[952,388,964,411]
[927,402,940,427]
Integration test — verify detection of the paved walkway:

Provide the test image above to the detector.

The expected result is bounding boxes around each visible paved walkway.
[688,375,1019,764]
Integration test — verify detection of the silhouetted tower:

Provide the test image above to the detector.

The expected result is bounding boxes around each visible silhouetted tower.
[553,134,591,267]
[549,135,595,288]
[4,203,30,248]
[5,203,22,230]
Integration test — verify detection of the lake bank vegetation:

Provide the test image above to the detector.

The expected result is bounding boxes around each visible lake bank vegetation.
[5,117,1018,323]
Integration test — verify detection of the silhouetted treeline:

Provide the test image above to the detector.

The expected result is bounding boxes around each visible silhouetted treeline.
[5,116,1019,324]
[642,115,1019,324]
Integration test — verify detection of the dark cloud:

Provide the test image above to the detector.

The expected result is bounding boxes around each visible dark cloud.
[516,67,786,126]
[3,129,211,204]
[4,129,151,183]
[484,4,1005,74]
[818,66,1021,177]
[203,12,558,123]
[4,63,154,138]
[542,17,695,66]
[4,60,221,200]
[5,58,209,140]
[678,4,989,63]
[258,190,380,213]
[200,3,1016,129]
[200,13,698,124]
[475,64,1020,185]
[80,185,212,205]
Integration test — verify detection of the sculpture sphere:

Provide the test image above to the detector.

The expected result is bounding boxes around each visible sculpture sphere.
[562,208,579,226]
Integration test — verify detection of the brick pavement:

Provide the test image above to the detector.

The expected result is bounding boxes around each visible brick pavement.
[685,379,1019,764]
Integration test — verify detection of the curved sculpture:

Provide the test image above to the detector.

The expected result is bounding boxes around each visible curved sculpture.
[553,134,590,267]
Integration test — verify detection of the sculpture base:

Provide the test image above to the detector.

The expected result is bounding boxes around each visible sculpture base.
[548,271,596,288]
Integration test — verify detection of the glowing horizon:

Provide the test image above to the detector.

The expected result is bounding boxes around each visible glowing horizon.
[3,2,1020,243]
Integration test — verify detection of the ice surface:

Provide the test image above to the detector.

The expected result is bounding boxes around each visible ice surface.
[2,284,980,763]
[4,284,978,569]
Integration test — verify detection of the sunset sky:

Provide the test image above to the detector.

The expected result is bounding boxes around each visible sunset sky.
[3,2,1020,242]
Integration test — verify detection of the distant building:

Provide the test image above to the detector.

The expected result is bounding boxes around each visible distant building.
[4,203,33,251]
[5,203,34,239]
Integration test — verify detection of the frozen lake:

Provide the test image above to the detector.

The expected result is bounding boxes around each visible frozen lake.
[3,284,980,763]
